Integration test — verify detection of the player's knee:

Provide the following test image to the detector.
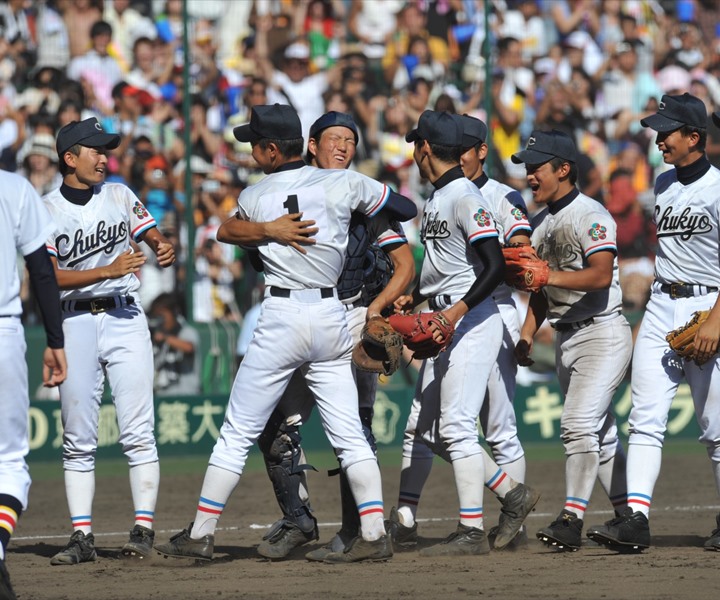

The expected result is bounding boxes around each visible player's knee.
[561,430,600,455]
[487,436,524,464]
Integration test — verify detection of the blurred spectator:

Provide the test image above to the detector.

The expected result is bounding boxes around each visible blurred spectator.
[67,20,124,114]
[193,226,241,323]
[498,0,548,61]
[382,1,449,88]
[348,0,403,63]
[103,0,158,71]
[296,0,344,72]
[188,94,221,164]
[0,0,37,82]
[391,34,445,92]
[62,0,104,59]
[148,292,200,396]
[35,0,71,70]
[16,132,61,195]
[126,36,172,99]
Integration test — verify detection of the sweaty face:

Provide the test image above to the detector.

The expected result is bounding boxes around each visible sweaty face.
[67,146,109,188]
[310,126,357,169]
[525,160,563,204]
[655,128,696,167]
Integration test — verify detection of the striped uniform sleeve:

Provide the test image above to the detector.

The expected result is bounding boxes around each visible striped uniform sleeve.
[579,210,618,258]
[502,190,532,241]
[459,193,499,245]
[123,187,157,241]
[347,171,392,217]
[369,212,408,249]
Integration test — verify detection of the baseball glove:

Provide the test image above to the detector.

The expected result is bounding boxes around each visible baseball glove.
[666,310,713,365]
[352,316,403,375]
[388,312,455,360]
[502,243,550,293]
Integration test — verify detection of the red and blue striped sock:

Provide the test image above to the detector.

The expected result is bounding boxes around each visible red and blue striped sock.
[627,492,651,516]
[563,496,589,518]
[134,510,154,529]
[459,506,483,529]
[71,514,92,534]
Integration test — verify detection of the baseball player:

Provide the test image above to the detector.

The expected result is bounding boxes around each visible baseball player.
[388,110,528,557]
[154,104,417,564]
[511,130,632,552]
[388,114,538,551]
[0,170,66,600]
[588,94,720,552]
[251,112,415,561]
[43,118,176,565]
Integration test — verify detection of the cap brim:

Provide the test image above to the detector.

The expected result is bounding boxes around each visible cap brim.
[511,149,553,165]
[70,132,121,152]
[640,113,684,132]
[713,113,720,128]
[233,124,257,143]
[405,129,420,143]
[462,133,482,147]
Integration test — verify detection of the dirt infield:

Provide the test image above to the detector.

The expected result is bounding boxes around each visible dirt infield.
[8,447,720,600]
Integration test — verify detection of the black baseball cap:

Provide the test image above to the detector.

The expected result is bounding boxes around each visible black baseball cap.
[309,111,359,143]
[406,110,466,146]
[233,104,302,143]
[511,129,578,165]
[640,93,707,132]
[458,114,488,145]
[56,117,121,156]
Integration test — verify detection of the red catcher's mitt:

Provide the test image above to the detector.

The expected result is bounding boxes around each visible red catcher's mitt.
[388,311,455,360]
[502,243,550,293]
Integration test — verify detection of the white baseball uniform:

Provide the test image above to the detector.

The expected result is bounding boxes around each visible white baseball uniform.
[401,168,503,528]
[532,189,632,516]
[0,172,56,510]
[625,160,720,516]
[44,183,159,532]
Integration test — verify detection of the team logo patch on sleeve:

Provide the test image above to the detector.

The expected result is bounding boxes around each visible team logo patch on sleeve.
[474,208,491,227]
[587,223,607,241]
[133,201,150,219]
[510,207,525,221]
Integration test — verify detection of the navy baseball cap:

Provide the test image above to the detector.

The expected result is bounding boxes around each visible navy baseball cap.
[640,93,707,131]
[233,104,302,143]
[56,117,120,156]
[458,114,488,145]
[309,111,359,143]
[511,129,578,165]
[406,110,466,146]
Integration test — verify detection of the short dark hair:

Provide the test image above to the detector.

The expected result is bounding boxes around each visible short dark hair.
[58,143,82,175]
[428,142,463,164]
[680,124,707,152]
[90,20,112,38]
[549,156,578,185]
[257,137,304,157]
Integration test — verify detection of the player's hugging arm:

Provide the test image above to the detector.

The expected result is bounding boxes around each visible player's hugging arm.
[217,212,319,254]
[367,242,415,319]
[545,251,614,290]
[140,227,176,268]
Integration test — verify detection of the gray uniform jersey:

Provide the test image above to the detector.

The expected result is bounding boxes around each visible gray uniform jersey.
[653,166,720,286]
[475,175,532,302]
[419,175,499,298]
[531,190,622,324]
[237,164,390,289]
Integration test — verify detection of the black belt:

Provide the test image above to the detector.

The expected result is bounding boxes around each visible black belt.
[61,295,135,314]
[554,311,621,332]
[659,282,718,299]
[269,287,334,299]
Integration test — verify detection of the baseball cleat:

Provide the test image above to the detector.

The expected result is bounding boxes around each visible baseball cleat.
[384,507,418,548]
[0,558,17,600]
[488,525,528,550]
[50,531,98,566]
[154,523,214,561]
[536,509,583,552]
[419,523,490,557]
[305,533,348,562]
[494,483,541,550]
[704,513,720,551]
[322,535,393,563]
[257,520,319,559]
[121,525,155,560]
[586,507,650,552]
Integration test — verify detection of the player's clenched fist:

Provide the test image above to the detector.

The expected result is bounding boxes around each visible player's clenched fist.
[156,241,176,267]
[107,249,147,278]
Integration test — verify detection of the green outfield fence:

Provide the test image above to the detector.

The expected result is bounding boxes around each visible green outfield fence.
[23,325,702,463]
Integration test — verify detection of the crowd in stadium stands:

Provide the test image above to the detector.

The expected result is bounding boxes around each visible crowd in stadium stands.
[6,0,720,382]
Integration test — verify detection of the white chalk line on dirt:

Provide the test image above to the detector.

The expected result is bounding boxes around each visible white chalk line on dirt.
[13,503,720,542]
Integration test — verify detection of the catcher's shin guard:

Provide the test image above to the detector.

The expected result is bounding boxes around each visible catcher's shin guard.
[258,411,317,534]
